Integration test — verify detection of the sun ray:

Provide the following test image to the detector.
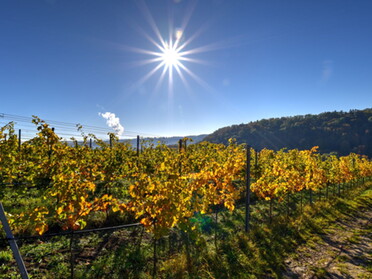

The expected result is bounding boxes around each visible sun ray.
[154,65,168,93]
[135,61,165,87]
[136,0,166,47]
[177,62,214,93]
[168,62,173,93]
[132,57,164,67]
[177,56,208,65]
[179,0,197,34]
[121,45,162,57]
[132,24,168,52]
[175,19,213,50]
[174,62,191,92]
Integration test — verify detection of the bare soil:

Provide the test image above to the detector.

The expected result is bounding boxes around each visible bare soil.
[283,207,372,278]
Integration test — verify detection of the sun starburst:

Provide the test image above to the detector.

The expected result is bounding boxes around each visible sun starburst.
[137,31,199,97]
[126,0,215,98]
[149,37,187,88]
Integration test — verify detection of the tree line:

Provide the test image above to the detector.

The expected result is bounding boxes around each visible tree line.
[203,108,372,157]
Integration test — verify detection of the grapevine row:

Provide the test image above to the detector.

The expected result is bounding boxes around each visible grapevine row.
[0,118,371,236]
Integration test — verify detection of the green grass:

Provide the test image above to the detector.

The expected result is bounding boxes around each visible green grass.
[310,266,329,278]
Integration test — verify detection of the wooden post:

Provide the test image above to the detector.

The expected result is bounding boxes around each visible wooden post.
[136,136,140,168]
[245,145,251,232]
[178,139,183,152]
[18,129,21,152]
[48,128,55,160]
[178,139,183,176]
[255,150,258,178]
[0,203,29,279]
[137,135,140,156]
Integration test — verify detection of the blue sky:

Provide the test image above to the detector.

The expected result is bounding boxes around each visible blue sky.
[1,0,372,137]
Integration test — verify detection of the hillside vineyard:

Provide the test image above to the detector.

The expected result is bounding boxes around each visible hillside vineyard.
[1,117,371,236]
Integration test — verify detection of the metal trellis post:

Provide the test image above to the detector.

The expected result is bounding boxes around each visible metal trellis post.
[0,203,29,279]
[245,145,251,232]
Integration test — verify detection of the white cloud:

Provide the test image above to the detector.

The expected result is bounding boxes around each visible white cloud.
[98,112,124,136]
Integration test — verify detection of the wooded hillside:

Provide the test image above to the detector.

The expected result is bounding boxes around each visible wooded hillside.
[204,108,372,156]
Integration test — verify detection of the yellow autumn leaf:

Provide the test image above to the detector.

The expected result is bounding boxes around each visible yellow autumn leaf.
[56,207,64,215]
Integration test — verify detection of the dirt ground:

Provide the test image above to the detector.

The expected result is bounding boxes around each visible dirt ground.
[283,206,372,279]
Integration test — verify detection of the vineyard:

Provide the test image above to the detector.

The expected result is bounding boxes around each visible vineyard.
[1,117,372,278]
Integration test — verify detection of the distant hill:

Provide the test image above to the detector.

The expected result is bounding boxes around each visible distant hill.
[125,134,208,147]
[70,135,207,149]
[203,108,372,157]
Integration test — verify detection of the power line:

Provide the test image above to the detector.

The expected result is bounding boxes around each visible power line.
[0,113,161,138]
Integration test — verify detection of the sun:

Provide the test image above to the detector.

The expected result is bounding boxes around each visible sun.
[160,40,182,68]
[130,31,201,97]
[124,1,216,97]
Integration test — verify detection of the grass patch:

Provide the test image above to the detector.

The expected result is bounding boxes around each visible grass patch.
[336,262,351,276]
[310,266,329,277]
